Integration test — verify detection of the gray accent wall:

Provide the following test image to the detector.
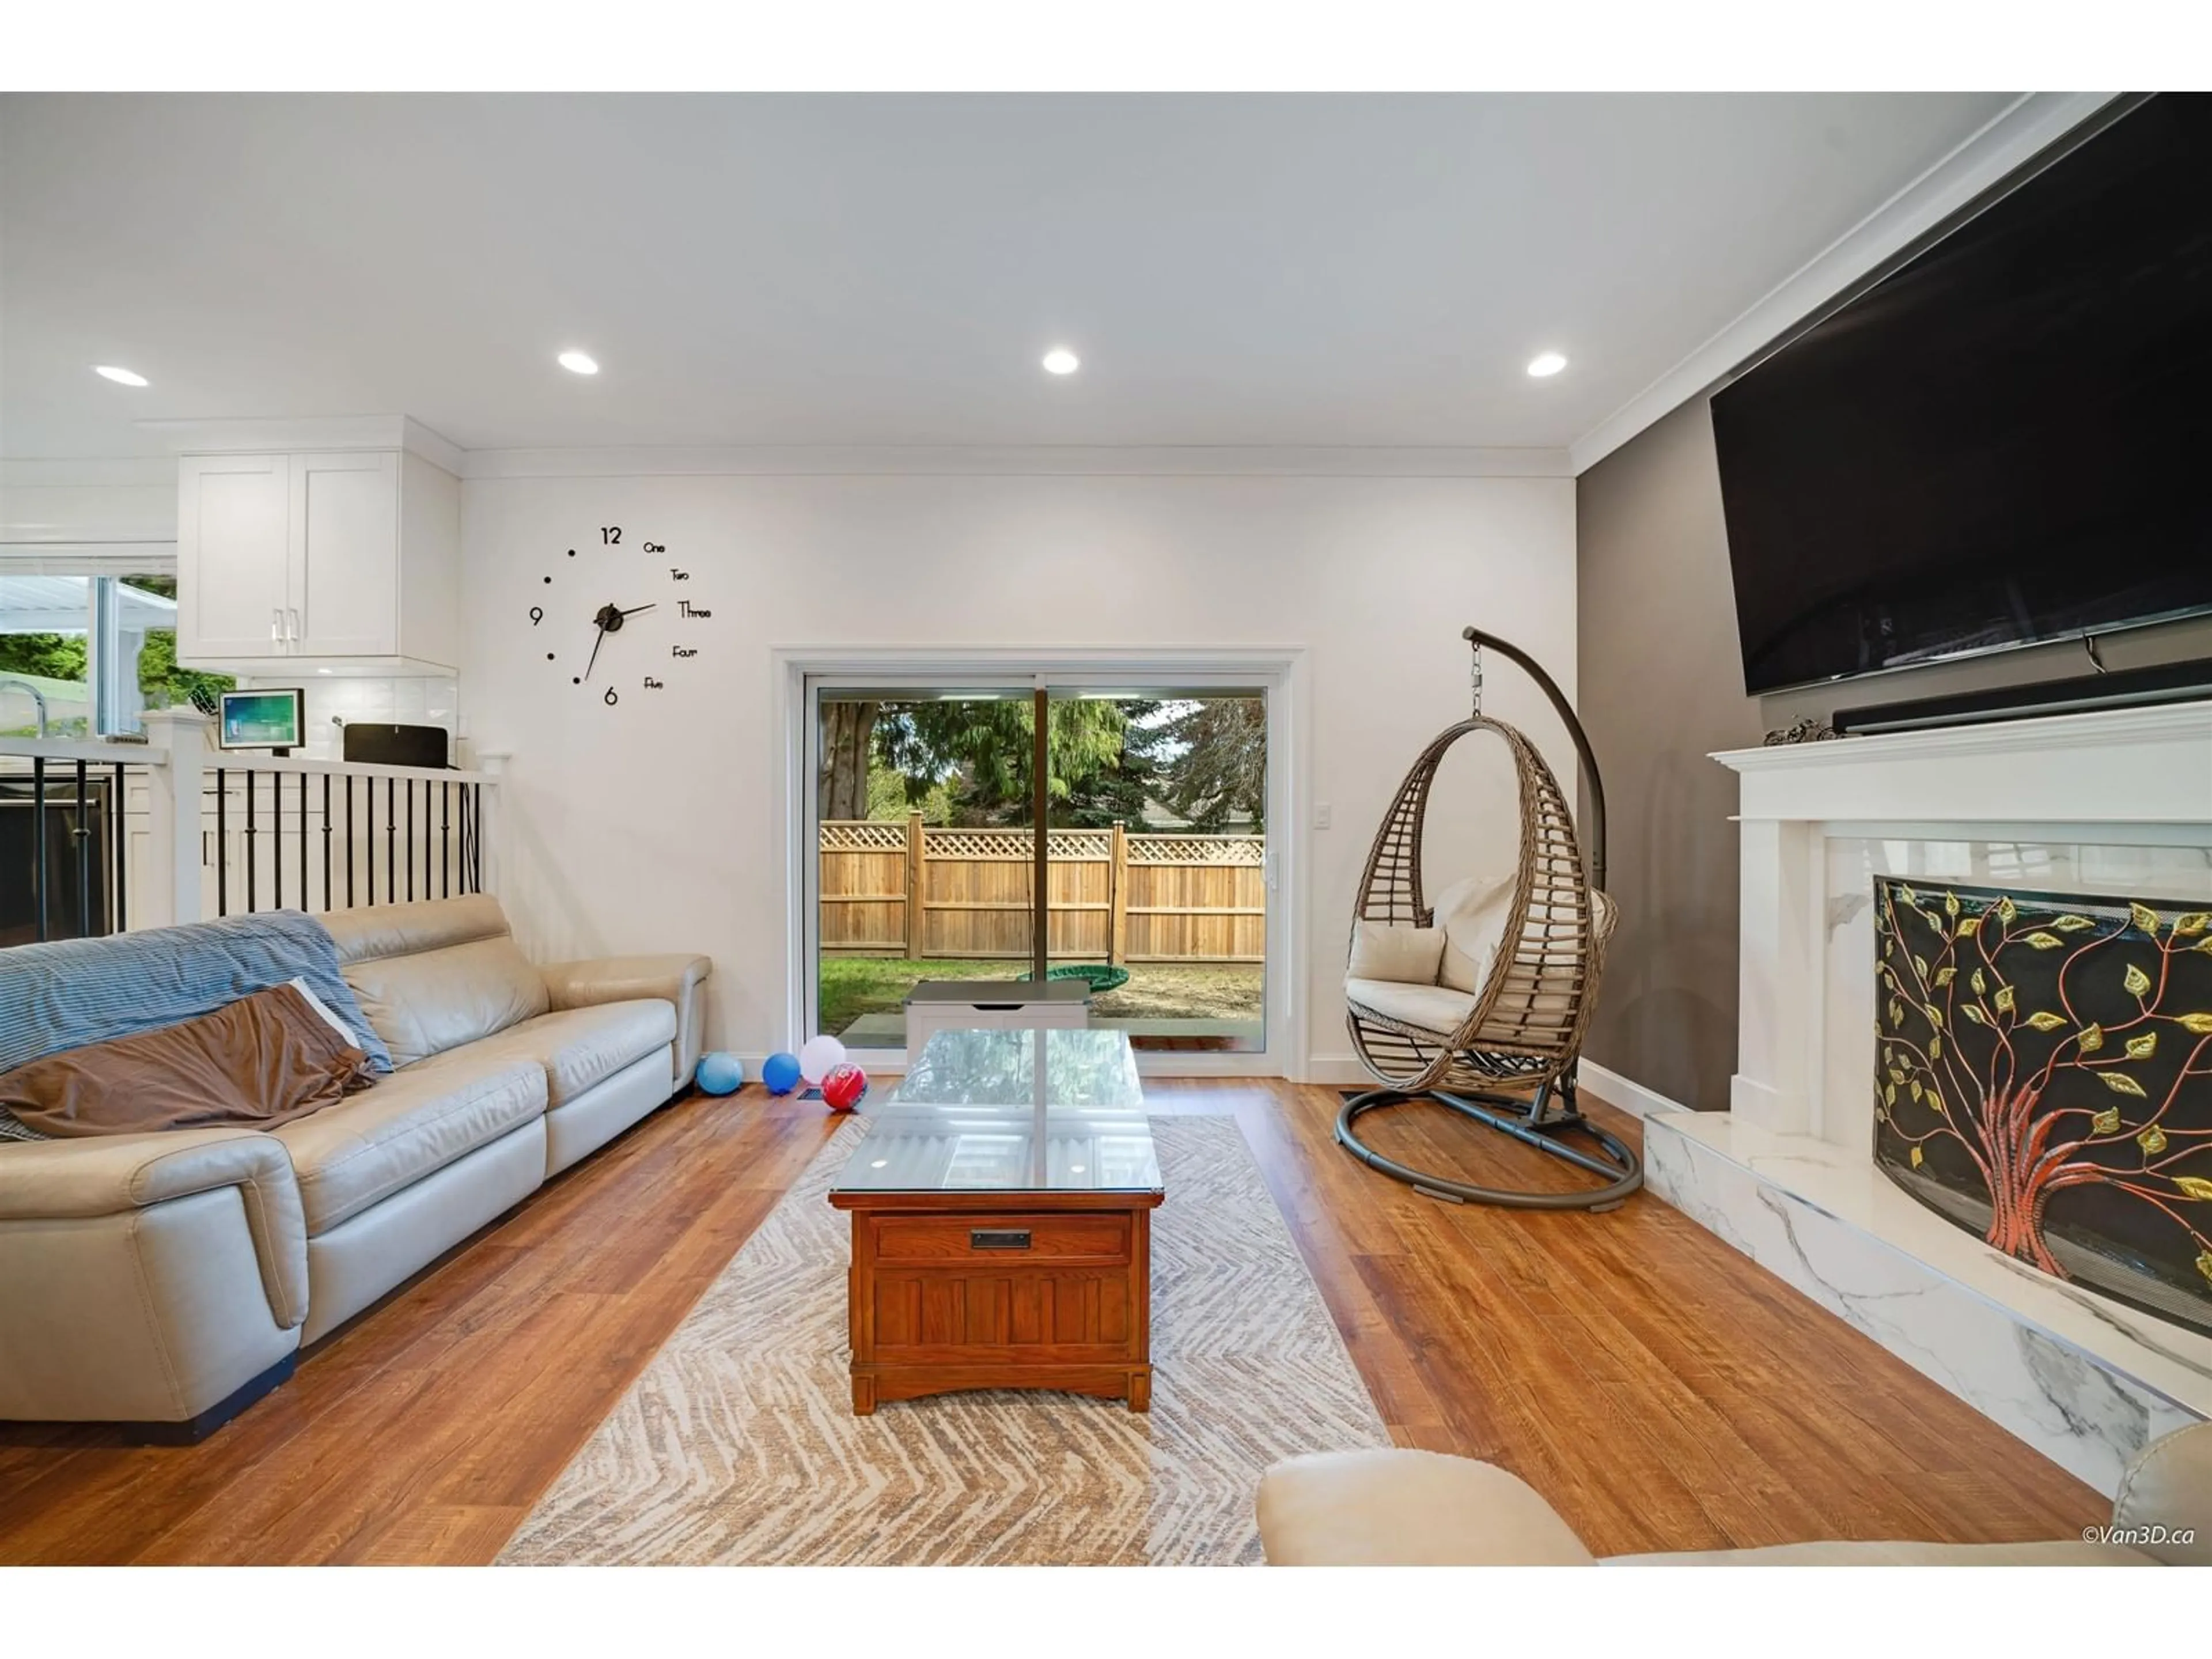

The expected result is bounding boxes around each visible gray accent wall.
[1576,396,2212,1111]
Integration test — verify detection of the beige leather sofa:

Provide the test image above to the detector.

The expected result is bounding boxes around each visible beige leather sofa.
[1257,1421,2212,1565]
[0,895,709,1440]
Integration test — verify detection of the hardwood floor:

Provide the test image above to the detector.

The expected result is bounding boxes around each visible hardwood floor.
[0,1080,2105,1563]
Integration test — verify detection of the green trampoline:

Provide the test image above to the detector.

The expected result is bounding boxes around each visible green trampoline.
[1031,963,1131,995]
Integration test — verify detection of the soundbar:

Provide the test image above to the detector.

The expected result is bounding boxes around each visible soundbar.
[1832,656,2212,736]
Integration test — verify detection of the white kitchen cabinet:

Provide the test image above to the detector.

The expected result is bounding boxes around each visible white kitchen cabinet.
[177,453,291,659]
[176,444,457,673]
[290,450,399,657]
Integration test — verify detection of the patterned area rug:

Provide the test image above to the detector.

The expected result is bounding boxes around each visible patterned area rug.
[499,1114,1388,1565]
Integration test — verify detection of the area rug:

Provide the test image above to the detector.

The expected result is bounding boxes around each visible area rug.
[498,1115,1388,1565]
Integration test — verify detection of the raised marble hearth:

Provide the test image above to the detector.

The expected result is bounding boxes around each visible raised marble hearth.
[1646,1109,2211,1495]
[1652,700,2212,1497]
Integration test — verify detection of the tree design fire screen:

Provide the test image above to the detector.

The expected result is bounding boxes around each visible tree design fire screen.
[1873,877,2212,1338]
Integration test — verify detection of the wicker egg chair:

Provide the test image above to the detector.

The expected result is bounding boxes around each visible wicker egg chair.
[1336,628,1642,1210]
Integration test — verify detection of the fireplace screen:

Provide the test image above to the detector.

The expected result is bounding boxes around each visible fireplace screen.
[1873,877,2212,1338]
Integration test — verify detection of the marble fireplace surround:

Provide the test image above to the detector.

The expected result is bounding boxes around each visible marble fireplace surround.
[1643,700,2212,1497]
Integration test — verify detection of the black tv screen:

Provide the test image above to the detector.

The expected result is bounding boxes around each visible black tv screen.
[1712,94,2212,695]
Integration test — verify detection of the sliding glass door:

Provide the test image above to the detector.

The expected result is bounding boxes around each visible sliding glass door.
[805,674,1272,1060]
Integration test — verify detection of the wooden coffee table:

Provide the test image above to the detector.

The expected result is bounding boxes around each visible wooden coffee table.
[828,1028,1162,1414]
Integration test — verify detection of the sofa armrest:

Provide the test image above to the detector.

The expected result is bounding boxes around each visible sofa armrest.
[0,1129,308,1331]
[541,953,713,1086]
[1257,1449,1599,1566]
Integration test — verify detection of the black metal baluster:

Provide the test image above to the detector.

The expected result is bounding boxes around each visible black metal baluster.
[31,756,49,942]
[73,759,91,939]
[385,777,396,902]
[470,782,482,892]
[298,771,309,914]
[348,774,359,907]
[322,774,333,912]
[245,770,257,913]
[406,778,415,902]
[216,767,229,917]
[441,782,452,897]
[271,771,282,911]
[112,762,128,933]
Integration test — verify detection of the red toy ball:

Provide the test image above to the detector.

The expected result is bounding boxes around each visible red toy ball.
[820,1062,869,1112]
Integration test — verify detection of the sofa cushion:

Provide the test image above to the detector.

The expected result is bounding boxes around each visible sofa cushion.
[457,1001,677,1108]
[340,937,551,1068]
[274,1052,547,1233]
[1346,976,1478,1036]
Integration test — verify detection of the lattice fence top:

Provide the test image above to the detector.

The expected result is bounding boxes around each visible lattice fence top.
[821,821,1266,864]
[819,820,910,852]
[1127,834,1266,865]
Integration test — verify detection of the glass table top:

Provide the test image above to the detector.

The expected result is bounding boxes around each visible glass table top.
[830,1028,1160,1195]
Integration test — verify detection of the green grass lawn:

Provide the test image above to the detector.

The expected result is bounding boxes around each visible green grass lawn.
[819,957,1263,1033]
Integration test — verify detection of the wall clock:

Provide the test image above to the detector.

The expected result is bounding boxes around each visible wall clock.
[531,526,715,707]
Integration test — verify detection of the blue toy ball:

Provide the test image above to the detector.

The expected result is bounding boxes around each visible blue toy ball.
[762,1051,803,1095]
[695,1052,745,1096]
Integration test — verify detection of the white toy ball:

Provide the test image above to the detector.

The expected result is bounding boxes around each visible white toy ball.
[798,1033,848,1086]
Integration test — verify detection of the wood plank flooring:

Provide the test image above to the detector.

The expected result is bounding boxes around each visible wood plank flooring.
[0,1080,2105,1563]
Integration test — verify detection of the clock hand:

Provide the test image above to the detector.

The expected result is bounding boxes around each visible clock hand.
[618,603,657,618]
[583,622,607,681]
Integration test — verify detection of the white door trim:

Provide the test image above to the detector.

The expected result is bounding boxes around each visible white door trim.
[771,643,1309,1080]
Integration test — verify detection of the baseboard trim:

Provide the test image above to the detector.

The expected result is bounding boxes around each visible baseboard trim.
[1577,1061,1690,1121]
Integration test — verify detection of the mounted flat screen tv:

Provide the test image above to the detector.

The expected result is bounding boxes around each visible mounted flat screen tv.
[1712,94,2212,695]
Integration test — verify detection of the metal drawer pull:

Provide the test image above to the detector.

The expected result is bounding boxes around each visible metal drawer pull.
[969,1228,1033,1250]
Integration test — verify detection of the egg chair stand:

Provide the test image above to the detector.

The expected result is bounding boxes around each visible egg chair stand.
[1335,626,1642,1211]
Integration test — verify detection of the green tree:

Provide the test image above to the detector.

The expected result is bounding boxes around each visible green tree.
[873,698,1135,826]
[1157,697,1266,830]
[135,628,234,714]
[0,632,89,683]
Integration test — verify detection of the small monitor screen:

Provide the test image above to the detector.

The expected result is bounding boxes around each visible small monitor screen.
[218,689,304,751]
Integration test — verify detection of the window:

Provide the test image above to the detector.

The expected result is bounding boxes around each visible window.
[0,570,231,738]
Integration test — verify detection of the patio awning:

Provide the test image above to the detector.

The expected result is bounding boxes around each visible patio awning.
[0,574,176,634]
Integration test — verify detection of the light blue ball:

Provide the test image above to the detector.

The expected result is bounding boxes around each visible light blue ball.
[695,1052,745,1096]
[762,1051,803,1095]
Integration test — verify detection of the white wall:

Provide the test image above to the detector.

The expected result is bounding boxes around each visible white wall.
[460,467,1578,1076]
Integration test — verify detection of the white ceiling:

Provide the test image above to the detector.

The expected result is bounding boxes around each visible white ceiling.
[0,92,2021,461]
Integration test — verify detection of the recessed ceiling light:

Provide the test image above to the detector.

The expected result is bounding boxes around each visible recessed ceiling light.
[1526,352,1568,379]
[1041,347,1080,376]
[557,350,599,376]
[93,365,149,387]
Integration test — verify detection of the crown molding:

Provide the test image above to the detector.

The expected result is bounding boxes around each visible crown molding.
[135,415,467,476]
[459,444,1574,481]
[1567,90,2123,476]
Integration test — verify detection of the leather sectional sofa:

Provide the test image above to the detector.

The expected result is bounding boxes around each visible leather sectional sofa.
[1258,1421,2212,1565]
[0,895,710,1440]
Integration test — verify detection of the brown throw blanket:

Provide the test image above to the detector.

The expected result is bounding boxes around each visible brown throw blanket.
[0,984,376,1139]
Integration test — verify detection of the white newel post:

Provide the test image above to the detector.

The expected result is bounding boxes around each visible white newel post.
[476,751,510,899]
[139,709,209,928]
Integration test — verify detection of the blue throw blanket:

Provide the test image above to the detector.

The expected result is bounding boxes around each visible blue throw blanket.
[0,910,393,1079]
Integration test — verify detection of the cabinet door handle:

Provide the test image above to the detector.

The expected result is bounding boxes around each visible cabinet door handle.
[271,608,283,644]
[286,608,301,645]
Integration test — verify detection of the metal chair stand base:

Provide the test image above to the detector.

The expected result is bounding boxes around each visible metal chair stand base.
[1335,1083,1643,1211]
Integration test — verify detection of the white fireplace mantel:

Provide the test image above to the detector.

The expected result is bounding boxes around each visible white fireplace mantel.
[1713,700,2212,1141]
[1641,699,2212,1496]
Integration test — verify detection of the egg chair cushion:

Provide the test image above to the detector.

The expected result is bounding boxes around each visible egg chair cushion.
[1432,873,1516,994]
[1345,976,1479,1036]
[1347,922,1448,986]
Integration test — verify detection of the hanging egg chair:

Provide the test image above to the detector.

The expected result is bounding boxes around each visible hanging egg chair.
[1337,627,1642,1210]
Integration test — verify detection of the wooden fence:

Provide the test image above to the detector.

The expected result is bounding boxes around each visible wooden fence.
[819,816,1264,964]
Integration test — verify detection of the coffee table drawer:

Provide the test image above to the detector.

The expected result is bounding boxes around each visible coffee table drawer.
[870,1212,1132,1266]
